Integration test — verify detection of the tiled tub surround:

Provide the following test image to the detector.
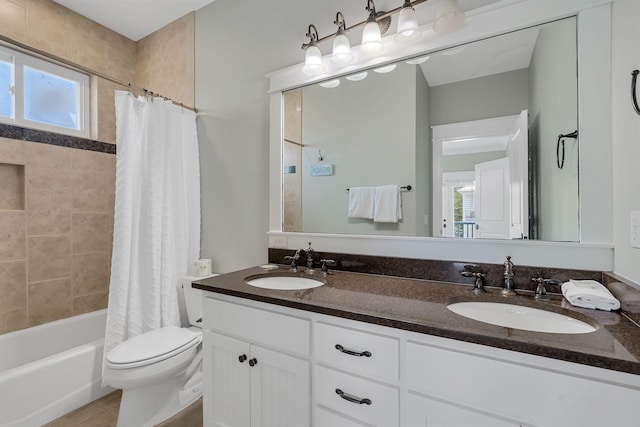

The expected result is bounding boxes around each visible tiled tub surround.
[0,136,115,334]
[194,265,640,376]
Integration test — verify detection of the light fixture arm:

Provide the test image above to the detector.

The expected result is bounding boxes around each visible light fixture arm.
[302,24,320,50]
[334,11,347,34]
[301,0,430,50]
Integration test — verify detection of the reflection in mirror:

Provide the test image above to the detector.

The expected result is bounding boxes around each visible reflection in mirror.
[282,17,578,242]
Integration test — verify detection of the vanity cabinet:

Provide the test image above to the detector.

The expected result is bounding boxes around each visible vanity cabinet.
[202,296,311,427]
[202,293,640,427]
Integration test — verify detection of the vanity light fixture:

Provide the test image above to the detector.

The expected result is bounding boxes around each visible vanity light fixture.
[406,55,430,64]
[302,24,325,76]
[362,0,384,54]
[332,12,354,65]
[345,71,368,81]
[433,0,466,33]
[299,0,466,76]
[396,0,422,42]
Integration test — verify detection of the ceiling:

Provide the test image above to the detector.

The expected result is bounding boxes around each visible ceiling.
[51,0,217,41]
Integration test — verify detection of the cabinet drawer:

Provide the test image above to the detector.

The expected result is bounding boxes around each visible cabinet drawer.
[315,406,372,427]
[203,296,310,356]
[314,322,399,382]
[314,365,399,427]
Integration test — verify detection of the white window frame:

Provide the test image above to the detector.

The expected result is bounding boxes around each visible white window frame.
[0,44,90,138]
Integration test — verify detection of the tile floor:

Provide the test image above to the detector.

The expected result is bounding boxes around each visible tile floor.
[43,390,203,427]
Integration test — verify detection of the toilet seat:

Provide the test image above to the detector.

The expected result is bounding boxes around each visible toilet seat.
[106,325,202,369]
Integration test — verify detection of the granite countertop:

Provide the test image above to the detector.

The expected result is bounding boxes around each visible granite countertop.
[193,265,640,376]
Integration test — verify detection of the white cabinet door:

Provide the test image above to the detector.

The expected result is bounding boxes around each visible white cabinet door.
[203,330,310,427]
[203,331,251,427]
[250,344,310,427]
[474,157,511,239]
[406,392,521,427]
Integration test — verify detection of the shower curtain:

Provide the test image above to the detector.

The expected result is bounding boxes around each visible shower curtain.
[104,91,201,355]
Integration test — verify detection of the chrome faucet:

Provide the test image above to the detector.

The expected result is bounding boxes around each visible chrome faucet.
[283,249,300,272]
[304,242,315,273]
[502,256,517,296]
[461,270,486,294]
[532,278,561,300]
[320,259,336,276]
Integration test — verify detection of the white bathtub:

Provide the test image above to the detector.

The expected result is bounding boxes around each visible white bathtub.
[0,309,114,427]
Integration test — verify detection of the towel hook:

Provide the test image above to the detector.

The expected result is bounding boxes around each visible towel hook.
[632,70,640,115]
[556,130,578,169]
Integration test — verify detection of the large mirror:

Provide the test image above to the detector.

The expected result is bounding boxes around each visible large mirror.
[282,17,578,242]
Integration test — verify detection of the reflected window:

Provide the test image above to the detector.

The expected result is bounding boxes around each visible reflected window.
[0,55,12,119]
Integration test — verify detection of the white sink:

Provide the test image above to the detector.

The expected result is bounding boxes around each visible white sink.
[245,274,325,290]
[447,301,597,334]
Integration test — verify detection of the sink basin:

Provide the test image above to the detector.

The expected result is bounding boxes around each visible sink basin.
[447,301,597,334]
[245,273,325,290]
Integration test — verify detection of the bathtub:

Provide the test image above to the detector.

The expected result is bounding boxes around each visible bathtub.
[0,309,114,427]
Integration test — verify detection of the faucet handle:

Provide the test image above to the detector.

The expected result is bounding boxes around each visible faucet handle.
[320,259,336,276]
[461,270,486,294]
[532,278,561,300]
[284,250,301,272]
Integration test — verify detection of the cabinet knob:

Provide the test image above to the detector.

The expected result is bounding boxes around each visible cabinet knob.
[335,388,372,405]
[249,358,258,367]
[238,354,247,363]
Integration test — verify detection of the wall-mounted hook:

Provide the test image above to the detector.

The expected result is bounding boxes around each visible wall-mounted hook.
[556,130,578,169]
[632,70,640,115]
[318,149,323,161]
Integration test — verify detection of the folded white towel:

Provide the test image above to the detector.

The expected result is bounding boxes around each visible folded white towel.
[348,186,375,219]
[374,185,402,223]
[561,280,621,311]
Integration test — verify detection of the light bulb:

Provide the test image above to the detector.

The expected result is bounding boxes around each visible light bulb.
[332,33,353,65]
[302,44,325,76]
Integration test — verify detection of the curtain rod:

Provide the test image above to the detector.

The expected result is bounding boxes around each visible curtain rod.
[0,35,198,113]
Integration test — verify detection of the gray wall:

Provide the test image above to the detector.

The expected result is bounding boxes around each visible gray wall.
[415,66,431,236]
[429,68,529,126]
[300,63,417,235]
[528,18,578,242]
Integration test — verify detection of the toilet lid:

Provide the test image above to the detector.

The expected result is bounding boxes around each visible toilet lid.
[106,325,202,369]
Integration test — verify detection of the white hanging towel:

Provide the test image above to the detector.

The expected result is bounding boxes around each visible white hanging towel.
[348,186,375,219]
[561,280,620,311]
[374,185,402,223]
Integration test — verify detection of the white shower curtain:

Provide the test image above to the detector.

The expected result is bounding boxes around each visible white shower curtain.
[104,91,201,355]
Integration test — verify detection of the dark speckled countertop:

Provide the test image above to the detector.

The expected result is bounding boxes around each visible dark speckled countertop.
[193,265,640,376]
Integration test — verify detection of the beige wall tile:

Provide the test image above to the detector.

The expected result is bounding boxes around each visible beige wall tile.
[71,147,107,172]
[71,169,114,194]
[0,261,26,313]
[25,141,71,172]
[72,252,109,296]
[0,163,24,210]
[0,0,26,41]
[0,211,26,261]
[72,190,111,213]
[25,167,72,192]
[28,277,71,326]
[72,213,111,254]
[0,137,26,165]
[25,0,72,60]
[28,235,71,282]
[27,190,71,235]
[96,79,119,144]
[0,308,27,334]
[72,292,108,315]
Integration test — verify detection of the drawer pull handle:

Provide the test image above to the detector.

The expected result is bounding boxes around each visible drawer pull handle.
[249,358,258,367]
[238,354,247,363]
[335,388,372,405]
[335,344,372,358]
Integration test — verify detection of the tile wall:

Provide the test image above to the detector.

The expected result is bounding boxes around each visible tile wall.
[0,0,195,333]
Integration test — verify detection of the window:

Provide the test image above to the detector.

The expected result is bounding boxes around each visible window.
[0,44,89,137]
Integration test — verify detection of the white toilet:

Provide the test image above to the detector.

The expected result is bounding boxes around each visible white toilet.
[103,275,213,427]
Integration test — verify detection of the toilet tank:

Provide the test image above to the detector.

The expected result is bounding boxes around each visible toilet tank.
[179,275,218,327]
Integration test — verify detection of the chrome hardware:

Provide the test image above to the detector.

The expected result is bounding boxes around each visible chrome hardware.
[248,358,258,367]
[502,256,517,296]
[335,388,372,405]
[320,259,336,276]
[461,270,486,294]
[284,249,301,272]
[305,242,315,272]
[532,278,561,300]
[335,344,371,358]
[238,354,247,363]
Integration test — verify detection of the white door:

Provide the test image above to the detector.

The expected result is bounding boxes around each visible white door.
[203,331,251,427]
[250,344,310,427]
[508,110,529,239]
[406,392,521,427]
[474,157,510,239]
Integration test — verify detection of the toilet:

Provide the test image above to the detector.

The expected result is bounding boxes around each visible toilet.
[103,275,214,427]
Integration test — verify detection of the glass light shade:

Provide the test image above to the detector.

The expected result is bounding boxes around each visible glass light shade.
[396,6,422,42]
[373,64,396,74]
[301,44,325,76]
[433,0,465,34]
[361,20,383,54]
[332,33,353,65]
[406,55,430,65]
[345,71,368,81]
[318,79,340,88]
